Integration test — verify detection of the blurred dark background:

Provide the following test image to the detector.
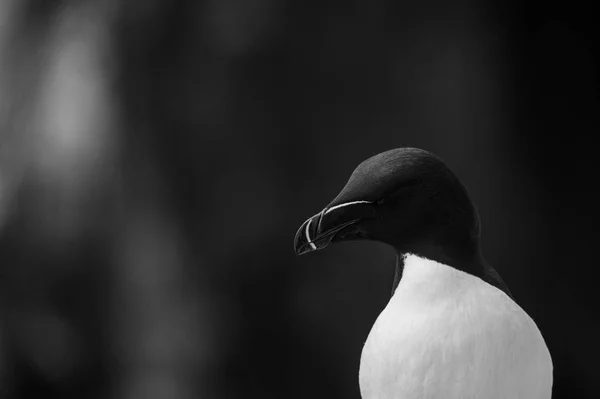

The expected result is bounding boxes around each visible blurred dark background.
[0,0,597,398]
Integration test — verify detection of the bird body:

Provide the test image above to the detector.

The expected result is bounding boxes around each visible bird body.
[359,254,552,399]
[294,148,553,399]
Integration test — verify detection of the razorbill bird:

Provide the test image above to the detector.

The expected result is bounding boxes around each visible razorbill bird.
[294,148,552,399]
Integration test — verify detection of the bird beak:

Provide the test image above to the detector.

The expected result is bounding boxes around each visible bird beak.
[294,200,374,255]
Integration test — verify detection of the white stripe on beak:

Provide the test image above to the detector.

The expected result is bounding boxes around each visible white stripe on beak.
[305,218,317,250]
[324,200,372,215]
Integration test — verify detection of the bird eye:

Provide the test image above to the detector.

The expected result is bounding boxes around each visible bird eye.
[379,178,420,202]
[404,177,421,187]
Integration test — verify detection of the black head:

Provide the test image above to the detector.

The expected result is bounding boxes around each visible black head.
[294,148,482,265]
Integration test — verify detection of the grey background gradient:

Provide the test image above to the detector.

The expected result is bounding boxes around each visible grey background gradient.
[0,0,597,398]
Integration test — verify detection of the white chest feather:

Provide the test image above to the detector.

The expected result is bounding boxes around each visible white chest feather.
[359,255,552,399]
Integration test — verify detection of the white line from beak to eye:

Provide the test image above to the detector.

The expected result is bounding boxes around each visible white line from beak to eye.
[305,218,317,250]
[323,200,372,215]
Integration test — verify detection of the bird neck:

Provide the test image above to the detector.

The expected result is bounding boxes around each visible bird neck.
[391,254,404,297]
[390,239,488,297]
[390,242,514,299]
[417,243,485,273]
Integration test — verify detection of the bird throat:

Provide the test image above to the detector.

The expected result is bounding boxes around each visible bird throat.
[390,247,513,299]
[391,254,404,297]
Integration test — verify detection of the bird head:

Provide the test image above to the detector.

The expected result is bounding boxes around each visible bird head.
[294,148,481,262]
